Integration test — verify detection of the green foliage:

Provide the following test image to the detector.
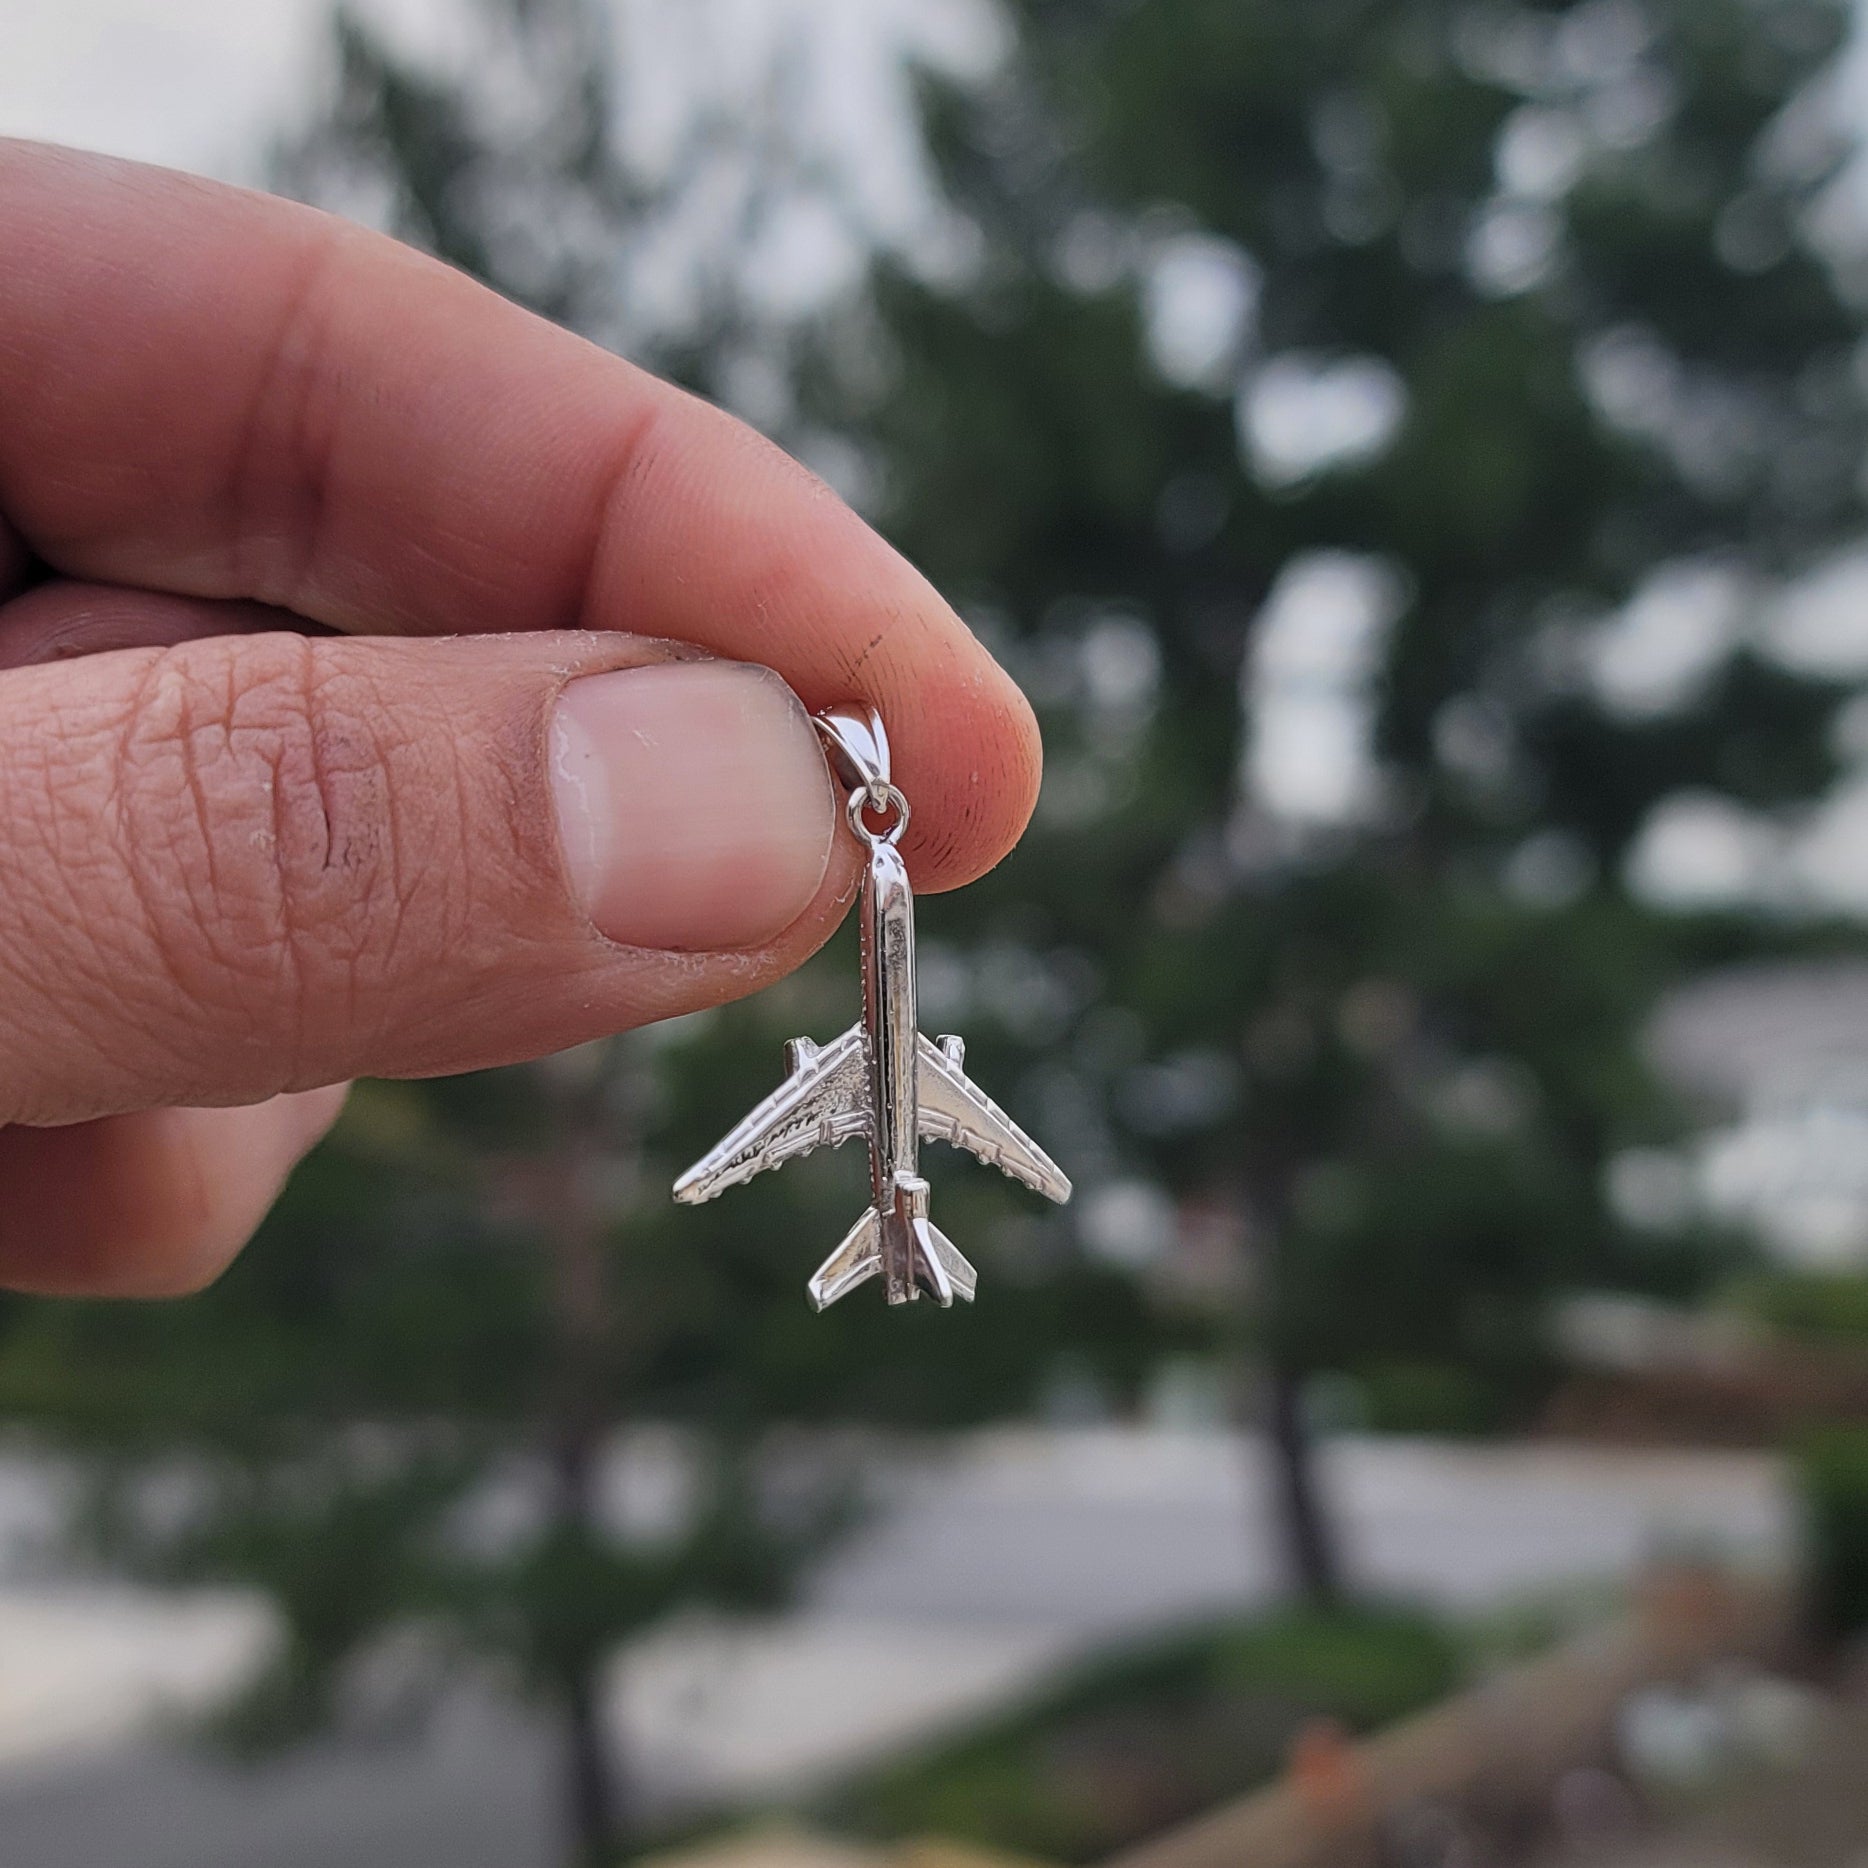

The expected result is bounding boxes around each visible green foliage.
[1733,1271,1868,1343]
[822,1606,1461,1862]
[6,0,1868,1846]
[820,0,1868,1498]
[1801,1427,1868,1639]
[0,1075,854,1757]
[1351,1359,1505,1435]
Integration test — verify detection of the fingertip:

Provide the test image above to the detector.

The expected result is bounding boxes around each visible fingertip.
[860,568,1044,894]
[0,514,30,602]
[906,649,1045,894]
[584,394,1044,895]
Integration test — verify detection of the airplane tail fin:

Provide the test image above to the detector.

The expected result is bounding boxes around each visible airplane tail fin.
[913,1217,977,1308]
[807,1206,883,1312]
[806,1191,979,1311]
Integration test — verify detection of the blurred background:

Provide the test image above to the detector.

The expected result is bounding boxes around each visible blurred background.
[14,1,1868,1865]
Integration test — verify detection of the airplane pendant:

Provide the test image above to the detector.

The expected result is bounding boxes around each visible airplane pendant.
[674,704,1071,1311]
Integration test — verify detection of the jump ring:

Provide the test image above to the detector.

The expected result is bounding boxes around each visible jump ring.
[847,783,911,846]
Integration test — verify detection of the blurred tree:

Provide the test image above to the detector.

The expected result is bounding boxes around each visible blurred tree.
[2,1056,836,1862]
[7,7,1860,1862]
[820,0,1868,1599]
[0,5,1141,1861]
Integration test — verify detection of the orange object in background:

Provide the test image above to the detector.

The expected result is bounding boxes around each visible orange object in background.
[1286,1717,1372,1832]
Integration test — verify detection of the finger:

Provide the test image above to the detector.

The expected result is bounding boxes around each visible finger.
[0,1087,348,1296]
[0,515,31,602]
[0,629,853,1127]
[0,141,1041,891]
[0,580,296,670]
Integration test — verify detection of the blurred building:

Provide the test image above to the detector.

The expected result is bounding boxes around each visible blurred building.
[1654,959,1868,1265]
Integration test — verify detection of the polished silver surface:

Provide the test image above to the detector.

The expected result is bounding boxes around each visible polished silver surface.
[673,704,1071,1310]
[815,703,892,803]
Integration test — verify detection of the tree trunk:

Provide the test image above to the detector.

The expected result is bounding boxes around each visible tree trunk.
[561,1650,623,1867]
[1229,1175,1349,1609]
[549,1413,625,1865]
[530,1047,640,1867]
[1264,1356,1344,1607]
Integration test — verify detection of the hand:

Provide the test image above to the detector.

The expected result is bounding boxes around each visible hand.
[0,141,1040,1297]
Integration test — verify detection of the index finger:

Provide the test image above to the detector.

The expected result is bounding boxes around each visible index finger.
[0,140,1040,890]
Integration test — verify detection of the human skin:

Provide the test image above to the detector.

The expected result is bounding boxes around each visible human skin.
[0,140,1041,1297]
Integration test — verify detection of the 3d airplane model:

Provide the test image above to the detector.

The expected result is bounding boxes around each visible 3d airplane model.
[674,705,1072,1311]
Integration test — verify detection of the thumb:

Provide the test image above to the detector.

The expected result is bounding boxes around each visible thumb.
[0,628,848,1126]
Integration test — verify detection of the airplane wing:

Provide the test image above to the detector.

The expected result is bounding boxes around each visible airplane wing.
[674,1025,869,1204]
[916,1034,1073,1204]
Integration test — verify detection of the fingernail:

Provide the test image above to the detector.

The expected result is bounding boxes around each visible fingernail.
[550,661,836,951]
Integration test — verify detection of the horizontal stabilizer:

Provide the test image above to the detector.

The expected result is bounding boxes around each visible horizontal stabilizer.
[913,1218,977,1308]
[807,1206,883,1312]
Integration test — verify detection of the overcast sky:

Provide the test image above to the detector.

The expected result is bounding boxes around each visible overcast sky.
[0,0,1000,184]
[3,0,344,178]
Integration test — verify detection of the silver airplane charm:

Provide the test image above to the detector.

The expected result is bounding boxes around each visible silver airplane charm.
[674,704,1071,1310]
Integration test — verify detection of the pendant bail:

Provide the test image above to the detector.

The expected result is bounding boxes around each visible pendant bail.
[814,704,891,808]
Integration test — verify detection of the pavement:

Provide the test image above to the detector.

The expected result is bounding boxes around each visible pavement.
[0,1430,1793,1866]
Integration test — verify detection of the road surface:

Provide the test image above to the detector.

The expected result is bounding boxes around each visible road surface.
[0,1430,1790,1866]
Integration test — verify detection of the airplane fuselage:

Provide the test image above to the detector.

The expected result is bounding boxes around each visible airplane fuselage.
[862,835,928,1303]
